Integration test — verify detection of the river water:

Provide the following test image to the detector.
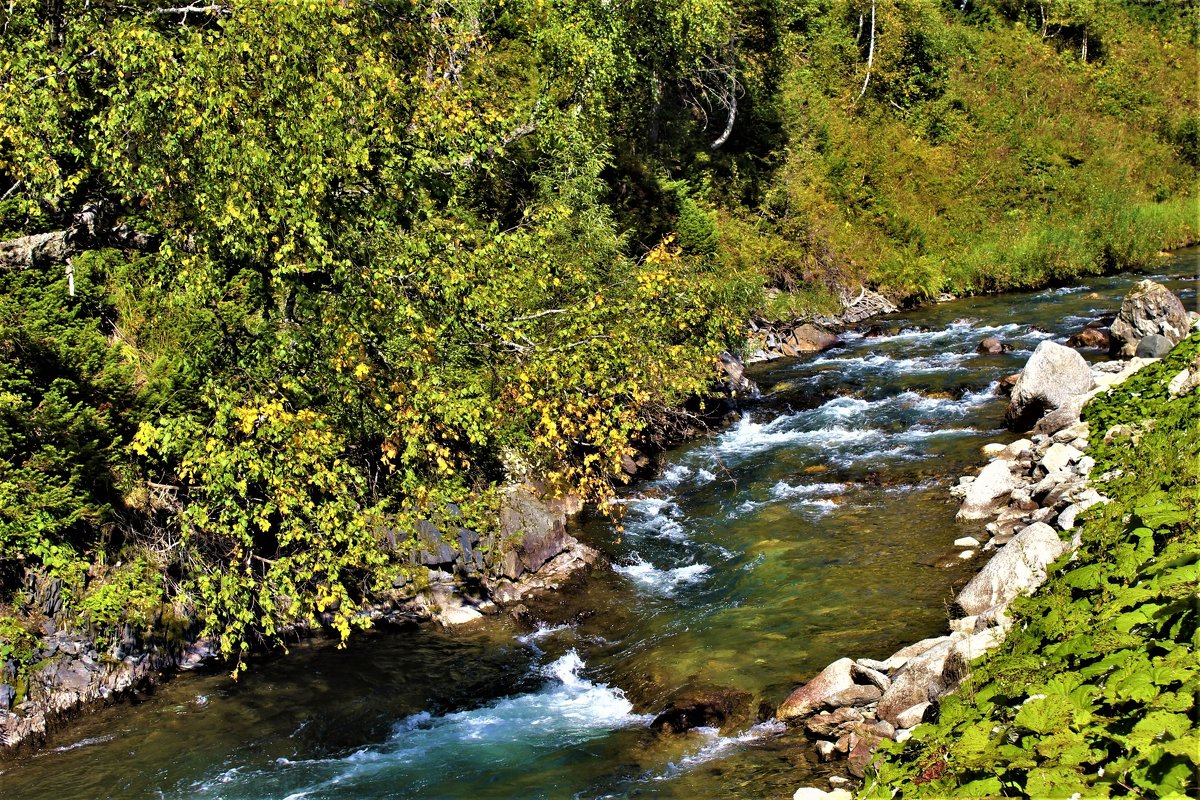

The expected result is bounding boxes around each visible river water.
[2,251,1196,799]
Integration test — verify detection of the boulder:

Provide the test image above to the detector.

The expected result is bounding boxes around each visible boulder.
[956,460,1015,520]
[1067,328,1110,349]
[497,485,580,580]
[1039,443,1083,475]
[789,324,840,353]
[1109,280,1190,357]
[1006,341,1094,431]
[876,630,1004,726]
[893,701,932,729]
[977,336,1006,354]
[955,522,1069,616]
[1032,395,1087,436]
[778,658,855,722]
[825,683,882,708]
[1135,333,1174,359]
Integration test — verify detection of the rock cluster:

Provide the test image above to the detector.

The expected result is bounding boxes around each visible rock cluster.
[785,279,1190,796]
[1108,279,1191,357]
[746,320,840,361]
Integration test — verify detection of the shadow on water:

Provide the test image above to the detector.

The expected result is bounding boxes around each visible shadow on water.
[1,250,1196,799]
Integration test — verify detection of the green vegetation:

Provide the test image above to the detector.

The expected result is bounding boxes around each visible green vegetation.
[862,334,1200,798]
[0,0,1196,677]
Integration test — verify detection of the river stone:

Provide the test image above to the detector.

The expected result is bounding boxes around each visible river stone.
[825,683,882,708]
[1039,443,1082,474]
[879,636,952,673]
[956,459,1015,520]
[778,658,855,722]
[1110,280,1190,357]
[1067,327,1110,349]
[955,522,1069,616]
[1135,333,1175,359]
[954,536,981,548]
[847,730,885,778]
[789,324,839,353]
[981,442,1007,458]
[1005,341,1094,431]
[876,629,1004,726]
[805,706,865,737]
[794,789,852,800]
[851,662,892,691]
[814,740,837,761]
[893,701,933,729]
[0,684,13,710]
[1033,395,1087,436]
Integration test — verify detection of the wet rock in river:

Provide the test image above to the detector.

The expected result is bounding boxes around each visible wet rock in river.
[1109,279,1190,357]
[1005,340,1094,431]
[651,686,753,735]
[976,336,1006,354]
[777,658,856,722]
[1067,327,1110,349]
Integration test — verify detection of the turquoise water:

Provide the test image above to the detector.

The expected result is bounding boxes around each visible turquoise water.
[1,251,1195,799]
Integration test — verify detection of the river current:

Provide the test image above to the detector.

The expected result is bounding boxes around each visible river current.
[2,251,1196,799]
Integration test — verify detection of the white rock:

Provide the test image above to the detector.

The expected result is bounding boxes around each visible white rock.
[1003,439,1034,459]
[1057,504,1081,530]
[959,550,975,560]
[1006,341,1095,429]
[1040,443,1083,474]
[957,460,1016,520]
[981,443,1008,458]
[954,536,981,548]
[794,788,852,800]
[955,522,1069,616]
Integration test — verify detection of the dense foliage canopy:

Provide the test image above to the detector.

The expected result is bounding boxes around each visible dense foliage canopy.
[0,0,1196,672]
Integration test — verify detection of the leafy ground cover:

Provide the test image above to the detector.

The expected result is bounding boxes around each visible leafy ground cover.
[861,334,1200,798]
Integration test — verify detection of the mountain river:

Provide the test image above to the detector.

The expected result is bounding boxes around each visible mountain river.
[1,250,1196,799]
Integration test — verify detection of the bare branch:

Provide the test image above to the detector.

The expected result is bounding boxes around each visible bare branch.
[509,308,567,323]
[856,1,876,102]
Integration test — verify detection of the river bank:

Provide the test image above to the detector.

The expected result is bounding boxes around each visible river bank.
[779,276,1199,796]
[0,252,1196,799]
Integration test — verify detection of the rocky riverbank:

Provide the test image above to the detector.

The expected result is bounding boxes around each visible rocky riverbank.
[779,279,1199,797]
[0,482,602,754]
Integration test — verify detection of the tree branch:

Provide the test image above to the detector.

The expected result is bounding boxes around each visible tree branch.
[856,1,876,102]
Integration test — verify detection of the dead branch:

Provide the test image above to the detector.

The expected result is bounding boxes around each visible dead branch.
[856,1,876,102]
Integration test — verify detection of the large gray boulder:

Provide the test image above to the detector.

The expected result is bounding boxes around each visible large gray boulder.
[955,522,1069,616]
[1005,341,1094,430]
[1109,280,1190,358]
[956,459,1015,520]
